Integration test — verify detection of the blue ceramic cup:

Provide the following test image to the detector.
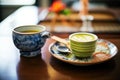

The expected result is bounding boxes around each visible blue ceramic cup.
[12,25,50,57]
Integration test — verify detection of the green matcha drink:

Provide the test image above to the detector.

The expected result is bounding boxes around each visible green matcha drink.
[70,33,97,42]
[69,32,98,58]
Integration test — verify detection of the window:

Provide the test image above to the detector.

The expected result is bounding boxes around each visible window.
[0,0,35,5]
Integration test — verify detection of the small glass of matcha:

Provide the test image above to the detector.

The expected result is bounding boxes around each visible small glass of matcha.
[69,32,98,58]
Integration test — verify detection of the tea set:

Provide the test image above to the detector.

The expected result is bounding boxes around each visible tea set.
[12,25,118,65]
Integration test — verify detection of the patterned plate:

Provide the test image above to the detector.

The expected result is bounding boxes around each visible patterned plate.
[49,39,118,66]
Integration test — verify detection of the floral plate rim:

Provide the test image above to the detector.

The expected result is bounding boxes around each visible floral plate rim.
[49,39,118,66]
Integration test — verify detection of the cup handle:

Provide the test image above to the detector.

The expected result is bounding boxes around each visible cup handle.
[41,31,50,38]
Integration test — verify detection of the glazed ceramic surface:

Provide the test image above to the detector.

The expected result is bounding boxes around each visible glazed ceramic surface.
[49,39,118,66]
[69,32,98,57]
[13,25,50,57]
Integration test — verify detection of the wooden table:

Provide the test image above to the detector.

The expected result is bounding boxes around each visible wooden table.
[0,32,120,80]
[0,6,120,80]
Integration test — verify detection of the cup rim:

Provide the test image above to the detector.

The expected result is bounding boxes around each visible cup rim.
[13,25,46,34]
[69,32,98,42]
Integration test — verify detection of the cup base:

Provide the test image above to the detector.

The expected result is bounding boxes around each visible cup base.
[20,49,41,57]
[72,51,94,58]
[75,56,92,60]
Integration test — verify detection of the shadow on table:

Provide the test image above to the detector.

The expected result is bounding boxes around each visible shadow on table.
[50,56,116,80]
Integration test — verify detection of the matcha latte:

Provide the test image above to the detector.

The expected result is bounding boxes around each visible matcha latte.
[71,34,95,42]
[69,32,98,58]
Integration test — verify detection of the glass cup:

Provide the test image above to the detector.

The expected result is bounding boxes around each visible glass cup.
[69,32,98,58]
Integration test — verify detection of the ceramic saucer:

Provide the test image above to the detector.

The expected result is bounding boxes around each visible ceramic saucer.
[49,39,118,66]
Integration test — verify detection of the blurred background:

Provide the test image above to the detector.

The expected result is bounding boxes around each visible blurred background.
[0,0,120,22]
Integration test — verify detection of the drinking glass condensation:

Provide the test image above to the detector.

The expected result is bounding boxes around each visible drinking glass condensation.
[69,32,98,58]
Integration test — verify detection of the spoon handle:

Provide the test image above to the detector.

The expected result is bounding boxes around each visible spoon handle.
[51,36,70,49]
[51,36,67,44]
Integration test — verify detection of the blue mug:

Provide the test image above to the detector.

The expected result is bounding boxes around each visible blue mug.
[12,25,50,57]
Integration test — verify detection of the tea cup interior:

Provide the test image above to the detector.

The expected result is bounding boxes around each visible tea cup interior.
[13,25,46,34]
[69,32,98,43]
